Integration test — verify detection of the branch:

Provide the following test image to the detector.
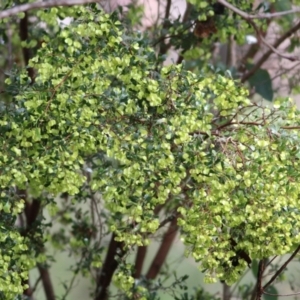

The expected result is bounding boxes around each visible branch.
[37,264,56,300]
[19,12,35,82]
[61,255,84,300]
[157,0,173,57]
[133,204,164,279]
[134,246,147,278]
[176,2,193,65]
[255,260,265,300]
[31,275,42,295]
[164,0,171,20]
[0,0,99,19]
[263,291,300,297]
[25,200,56,300]
[217,0,300,20]
[222,283,231,300]
[254,29,299,62]
[18,189,56,300]
[95,233,126,300]
[241,21,300,82]
[263,244,300,290]
[146,217,178,279]
[217,0,300,63]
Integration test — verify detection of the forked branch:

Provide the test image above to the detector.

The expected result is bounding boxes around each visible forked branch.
[0,0,99,19]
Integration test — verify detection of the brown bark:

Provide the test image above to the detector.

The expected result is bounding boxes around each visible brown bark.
[19,12,35,82]
[37,264,56,300]
[134,246,147,279]
[95,233,126,300]
[133,204,165,279]
[223,283,231,300]
[18,189,56,300]
[146,217,178,279]
[241,21,300,83]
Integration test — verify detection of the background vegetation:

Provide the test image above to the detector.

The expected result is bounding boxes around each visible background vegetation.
[1,0,300,299]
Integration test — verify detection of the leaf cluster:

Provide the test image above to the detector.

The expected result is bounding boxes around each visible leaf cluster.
[2,5,300,297]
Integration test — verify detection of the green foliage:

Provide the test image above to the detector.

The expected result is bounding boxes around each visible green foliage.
[273,0,294,27]
[124,4,144,26]
[263,286,278,300]
[0,195,35,298]
[176,286,220,300]
[247,65,274,101]
[2,2,300,298]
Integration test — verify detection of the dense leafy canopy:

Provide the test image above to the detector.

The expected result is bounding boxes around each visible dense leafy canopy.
[1,1,300,299]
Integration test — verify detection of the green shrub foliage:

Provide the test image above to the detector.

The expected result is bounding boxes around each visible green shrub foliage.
[2,5,300,297]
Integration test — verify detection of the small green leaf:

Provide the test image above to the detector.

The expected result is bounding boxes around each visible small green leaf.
[274,0,293,24]
[247,64,273,101]
[251,259,258,278]
[263,286,278,300]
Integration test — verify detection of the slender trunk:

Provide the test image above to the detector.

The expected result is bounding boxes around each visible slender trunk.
[134,246,147,278]
[95,233,126,300]
[222,283,231,300]
[146,217,178,279]
[19,12,35,82]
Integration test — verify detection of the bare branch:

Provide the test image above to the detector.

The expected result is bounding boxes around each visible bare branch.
[95,234,126,300]
[217,0,300,62]
[37,264,56,300]
[263,244,300,290]
[31,275,42,295]
[164,0,172,20]
[255,260,266,299]
[133,204,165,279]
[222,283,231,300]
[0,0,99,19]
[134,246,147,279]
[242,21,300,82]
[19,12,35,82]
[217,0,300,20]
[146,217,178,279]
[263,291,300,297]
[250,21,299,61]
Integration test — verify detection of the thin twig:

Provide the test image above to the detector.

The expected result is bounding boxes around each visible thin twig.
[164,0,171,20]
[230,267,250,297]
[133,203,166,279]
[158,214,176,229]
[37,263,56,300]
[263,245,300,290]
[217,0,300,20]
[61,256,84,300]
[146,217,178,279]
[95,233,126,300]
[0,0,100,19]
[31,275,42,294]
[263,291,300,297]
[242,21,300,82]
[266,256,278,268]
[218,0,300,62]
[157,0,172,56]
[176,2,193,64]
[257,32,299,61]
[238,4,274,69]
[255,260,266,300]
[223,283,231,300]
[19,12,35,82]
